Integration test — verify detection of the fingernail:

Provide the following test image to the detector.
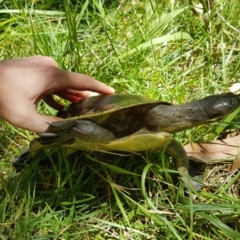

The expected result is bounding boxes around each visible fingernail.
[109,87,115,93]
[90,92,100,96]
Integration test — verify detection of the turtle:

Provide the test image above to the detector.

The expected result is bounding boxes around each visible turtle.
[14,92,240,190]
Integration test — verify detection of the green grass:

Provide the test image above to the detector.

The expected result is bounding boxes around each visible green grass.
[1,0,240,239]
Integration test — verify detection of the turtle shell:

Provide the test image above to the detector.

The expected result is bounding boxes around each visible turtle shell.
[55,94,171,138]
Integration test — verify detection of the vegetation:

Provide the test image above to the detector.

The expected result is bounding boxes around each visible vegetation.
[0,0,240,239]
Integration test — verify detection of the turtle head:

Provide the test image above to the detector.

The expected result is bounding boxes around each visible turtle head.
[199,92,240,121]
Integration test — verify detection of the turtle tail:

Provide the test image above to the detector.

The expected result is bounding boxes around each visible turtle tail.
[13,149,33,170]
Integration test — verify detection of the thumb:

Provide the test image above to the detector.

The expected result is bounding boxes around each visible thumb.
[15,113,63,133]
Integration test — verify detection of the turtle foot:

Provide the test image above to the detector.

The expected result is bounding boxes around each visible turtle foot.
[182,160,205,191]
[182,176,203,192]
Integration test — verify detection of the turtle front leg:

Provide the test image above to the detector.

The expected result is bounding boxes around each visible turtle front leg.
[166,139,203,191]
[38,120,116,145]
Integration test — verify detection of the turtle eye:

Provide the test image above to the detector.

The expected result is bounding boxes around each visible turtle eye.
[230,98,237,106]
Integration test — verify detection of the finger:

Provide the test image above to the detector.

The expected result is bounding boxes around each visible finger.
[56,70,115,94]
[43,95,65,110]
[65,89,100,98]
[54,91,81,102]
[55,90,99,102]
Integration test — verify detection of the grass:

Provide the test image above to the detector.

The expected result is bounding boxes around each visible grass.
[0,0,240,239]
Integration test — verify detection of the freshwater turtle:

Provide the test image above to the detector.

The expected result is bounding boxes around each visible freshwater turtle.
[14,92,240,190]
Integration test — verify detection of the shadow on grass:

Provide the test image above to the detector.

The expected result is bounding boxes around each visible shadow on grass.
[2,149,239,239]
[1,149,187,238]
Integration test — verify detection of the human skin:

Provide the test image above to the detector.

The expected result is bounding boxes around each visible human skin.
[0,56,115,133]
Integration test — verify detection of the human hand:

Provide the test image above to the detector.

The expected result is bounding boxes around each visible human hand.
[0,56,115,133]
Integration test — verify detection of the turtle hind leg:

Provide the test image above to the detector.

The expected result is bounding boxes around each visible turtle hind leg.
[166,139,204,191]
